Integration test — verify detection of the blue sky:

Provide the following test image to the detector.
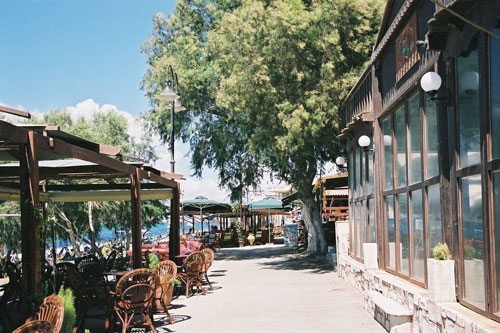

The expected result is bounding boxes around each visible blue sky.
[0,0,174,116]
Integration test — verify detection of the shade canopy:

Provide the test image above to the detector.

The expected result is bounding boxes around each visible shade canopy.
[182,195,231,213]
[248,197,283,211]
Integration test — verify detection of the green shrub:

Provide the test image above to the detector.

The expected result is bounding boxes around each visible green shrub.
[432,242,452,260]
[464,244,476,260]
[58,286,76,333]
[148,252,160,270]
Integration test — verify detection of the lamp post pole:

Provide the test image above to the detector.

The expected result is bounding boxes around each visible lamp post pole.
[170,96,175,173]
[159,66,186,174]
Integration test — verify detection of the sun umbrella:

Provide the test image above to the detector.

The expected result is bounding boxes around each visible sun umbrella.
[182,196,231,233]
[248,197,285,243]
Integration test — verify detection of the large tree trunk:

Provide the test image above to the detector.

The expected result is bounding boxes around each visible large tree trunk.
[300,191,327,253]
[297,165,327,254]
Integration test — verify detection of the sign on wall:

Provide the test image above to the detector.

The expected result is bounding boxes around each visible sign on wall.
[396,14,420,82]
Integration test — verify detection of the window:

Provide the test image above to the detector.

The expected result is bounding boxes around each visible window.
[381,90,442,284]
[349,136,376,261]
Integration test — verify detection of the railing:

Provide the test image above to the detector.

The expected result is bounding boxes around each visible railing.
[345,65,373,124]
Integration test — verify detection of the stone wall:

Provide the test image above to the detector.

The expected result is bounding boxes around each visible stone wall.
[335,221,500,333]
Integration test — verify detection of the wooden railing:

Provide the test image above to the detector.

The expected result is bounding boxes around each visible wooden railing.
[345,65,373,124]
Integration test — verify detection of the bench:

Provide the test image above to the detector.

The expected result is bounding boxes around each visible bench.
[364,291,412,332]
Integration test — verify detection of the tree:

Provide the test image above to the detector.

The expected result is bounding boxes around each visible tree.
[141,0,383,253]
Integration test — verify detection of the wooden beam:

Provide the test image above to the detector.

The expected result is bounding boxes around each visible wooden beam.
[19,132,41,297]
[45,183,169,191]
[130,169,142,269]
[0,105,31,119]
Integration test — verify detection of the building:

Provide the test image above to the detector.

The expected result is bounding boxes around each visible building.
[338,0,500,330]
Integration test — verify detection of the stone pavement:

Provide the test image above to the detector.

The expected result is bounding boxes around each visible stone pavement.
[152,244,385,333]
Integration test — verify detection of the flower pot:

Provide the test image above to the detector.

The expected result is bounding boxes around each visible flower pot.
[238,238,245,247]
[427,258,455,303]
[154,282,174,312]
[247,233,255,246]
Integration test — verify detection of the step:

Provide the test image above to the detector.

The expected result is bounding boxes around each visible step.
[365,291,412,332]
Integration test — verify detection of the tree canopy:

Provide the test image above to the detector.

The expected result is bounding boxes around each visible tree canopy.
[142,0,383,252]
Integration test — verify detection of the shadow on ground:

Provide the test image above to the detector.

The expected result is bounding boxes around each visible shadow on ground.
[259,253,333,274]
[215,246,296,261]
[215,245,334,274]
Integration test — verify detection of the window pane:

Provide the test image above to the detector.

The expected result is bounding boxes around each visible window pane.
[409,95,422,184]
[395,107,407,188]
[428,184,442,255]
[368,150,374,195]
[491,29,500,159]
[386,196,396,270]
[398,193,409,275]
[458,49,480,168]
[493,171,500,312]
[355,147,360,198]
[460,175,485,308]
[426,99,439,178]
[382,117,393,189]
[369,198,375,243]
[360,201,365,257]
[357,201,362,258]
[411,190,424,281]
[360,149,365,196]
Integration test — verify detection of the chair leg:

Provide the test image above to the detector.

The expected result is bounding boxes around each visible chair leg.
[185,280,190,298]
[204,271,213,290]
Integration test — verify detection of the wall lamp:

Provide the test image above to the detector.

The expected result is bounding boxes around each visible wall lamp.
[358,135,374,152]
[420,71,450,107]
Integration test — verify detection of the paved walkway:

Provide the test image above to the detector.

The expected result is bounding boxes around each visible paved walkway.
[154,244,385,333]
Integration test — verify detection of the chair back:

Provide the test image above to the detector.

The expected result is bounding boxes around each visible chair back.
[31,295,64,333]
[55,262,85,298]
[115,269,158,311]
[183,252,205,276]
[153,260,177,285]
[13,320,54,333]
[5,261,21,286]
[104,250,117,272]
[200,248,215,273]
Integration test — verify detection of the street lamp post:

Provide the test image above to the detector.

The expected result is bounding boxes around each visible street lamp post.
[158,65,186,173]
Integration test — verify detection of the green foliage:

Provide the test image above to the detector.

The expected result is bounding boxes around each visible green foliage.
[141,0,383,252]
[148,252,160,270]
[0,201,21,251]
[464,244,476,260]
[172,277,181,286]
[58,286,76,333]
[432,242,452,260]
[114,253,132,271]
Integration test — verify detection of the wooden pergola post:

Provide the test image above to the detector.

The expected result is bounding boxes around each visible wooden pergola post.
[19,132,41,296]
[130,168,142,269]
[169,184,180,260]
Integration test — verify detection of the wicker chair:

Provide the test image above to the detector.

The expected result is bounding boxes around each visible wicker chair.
[26,295,64,333]
[177,252,206,298]
[13,320,54,333]
[0,261,21,305]
[200,248,215,290]
[110,268,158,333]
[152,260,176,324]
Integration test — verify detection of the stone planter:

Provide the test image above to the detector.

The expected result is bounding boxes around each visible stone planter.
[238,237,245,247]
[427,258,455,303]
[154,283,174,312]
[363,243,378,270]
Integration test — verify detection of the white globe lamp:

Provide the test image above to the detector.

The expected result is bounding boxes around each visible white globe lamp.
[358,135,371,148]
[420,72,442,94]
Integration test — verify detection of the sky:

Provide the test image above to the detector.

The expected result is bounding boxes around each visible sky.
[0,0,232,202]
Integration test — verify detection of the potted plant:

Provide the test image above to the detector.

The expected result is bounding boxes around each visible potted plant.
[427,242,455,303]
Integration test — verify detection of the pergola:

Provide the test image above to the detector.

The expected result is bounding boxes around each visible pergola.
[0,110,182,297]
